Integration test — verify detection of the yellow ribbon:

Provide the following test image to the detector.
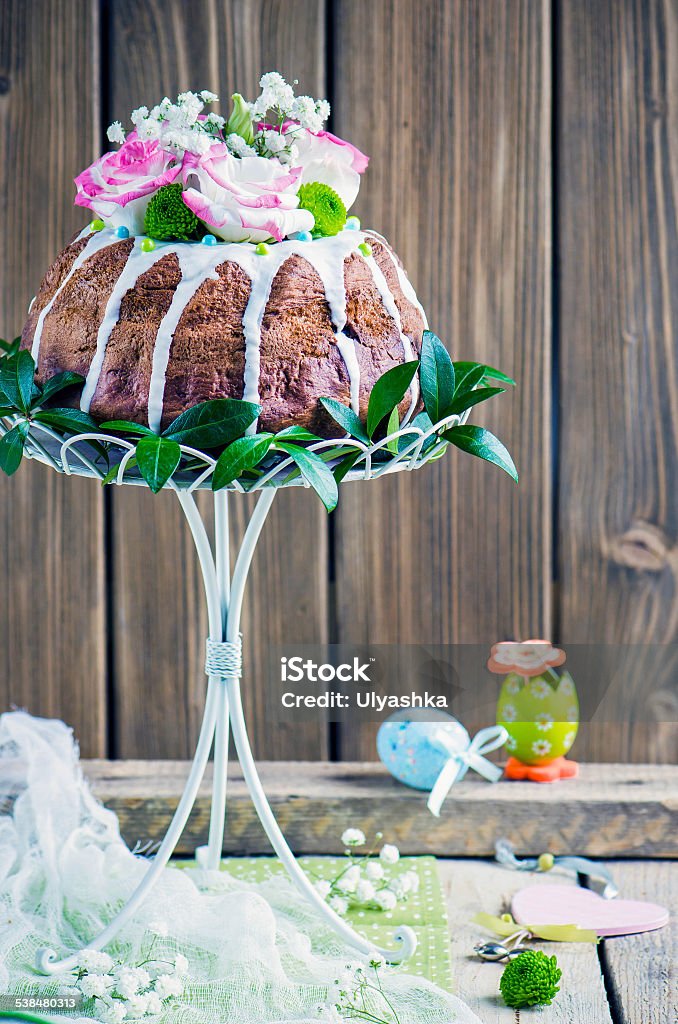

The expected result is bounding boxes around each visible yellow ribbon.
[472,911,598,944]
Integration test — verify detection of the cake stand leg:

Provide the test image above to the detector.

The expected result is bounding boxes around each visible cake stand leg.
[222,490,417,965]
[35,487,226,975]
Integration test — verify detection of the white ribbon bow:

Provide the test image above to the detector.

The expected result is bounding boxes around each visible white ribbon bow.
[427,724,509,817]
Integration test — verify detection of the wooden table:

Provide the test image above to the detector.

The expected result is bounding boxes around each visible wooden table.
[84,760,678,1022]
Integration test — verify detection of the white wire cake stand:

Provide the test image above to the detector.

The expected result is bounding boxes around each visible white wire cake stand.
[16,412,463,974]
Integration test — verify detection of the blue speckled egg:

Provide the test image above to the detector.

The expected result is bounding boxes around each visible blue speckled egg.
[376,709,470,791]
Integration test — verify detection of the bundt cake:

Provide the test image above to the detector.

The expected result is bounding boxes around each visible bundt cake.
[20,79,425,437]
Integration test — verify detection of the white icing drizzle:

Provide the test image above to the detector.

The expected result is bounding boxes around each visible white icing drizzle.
[146,244,239,431]
[362,252,421,420]
[31,227,116,361]
[81,242,169,413]
[40,226,422,435]
[365,229,429,328]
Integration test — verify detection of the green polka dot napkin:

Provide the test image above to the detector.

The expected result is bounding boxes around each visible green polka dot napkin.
[195,856,452,991]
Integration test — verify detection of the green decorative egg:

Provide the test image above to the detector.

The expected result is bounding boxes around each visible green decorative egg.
[496,671,579,765]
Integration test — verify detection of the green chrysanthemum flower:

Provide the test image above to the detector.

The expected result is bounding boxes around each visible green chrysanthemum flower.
[144,183,200,241]
[499,950,562,1009]
[297,182,346,238]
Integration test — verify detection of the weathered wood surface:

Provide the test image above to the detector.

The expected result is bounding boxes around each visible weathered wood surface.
[332,0,552,759]
[441,860,613,1022]
[1,1,677,764]
[601,860,676,1024]
[108,0,329,760]
[558,0,678,764]
[0,0,107,757]
[83,760,678,857]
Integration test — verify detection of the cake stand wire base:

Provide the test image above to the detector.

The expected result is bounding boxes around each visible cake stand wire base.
[35,487,417,975]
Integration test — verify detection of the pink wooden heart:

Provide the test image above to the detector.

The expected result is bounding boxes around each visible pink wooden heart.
[512,883,669,937]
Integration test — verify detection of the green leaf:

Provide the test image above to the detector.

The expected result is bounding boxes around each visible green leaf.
[162,399,260,449]
[0,407,17,418]
[100,419,156,437]
[212,434,274,491]
[452,363,485,398]
[136,435,181,493]
[0,421,29,475]
[0,350,35,413]
[102,457,137,486]
[454,361,516,388]
[319,398,369,443]
[333,449,363,484]
[34,408,99,433]
[366,361,419,438]
[443,425,518,482]
[0,338,21,358]
[38,371,85,405]
[446,386,505,416]
[385,406,400,453]
[274,425,324,443]
[419,331,455,423]
[276,442,339,512]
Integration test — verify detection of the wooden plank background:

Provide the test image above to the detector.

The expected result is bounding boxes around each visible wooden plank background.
[0,0,675,763]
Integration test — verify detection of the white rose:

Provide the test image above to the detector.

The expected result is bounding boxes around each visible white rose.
[182,144,314,243]
[294,129,369,210]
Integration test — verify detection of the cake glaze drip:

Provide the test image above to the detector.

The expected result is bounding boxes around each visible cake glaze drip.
[31,227,423,432]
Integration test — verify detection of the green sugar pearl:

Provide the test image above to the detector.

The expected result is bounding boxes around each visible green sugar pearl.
[140,238,156,252]
[358,241,372,257]
[90,219,105,232]
[255,242,270,255]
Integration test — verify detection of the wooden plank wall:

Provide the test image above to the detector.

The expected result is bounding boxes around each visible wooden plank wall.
[0,0,675,763]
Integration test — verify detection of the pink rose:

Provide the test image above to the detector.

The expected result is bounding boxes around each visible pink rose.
[74,134,182,232]
[181,144,314,242]
[293,129,369,210]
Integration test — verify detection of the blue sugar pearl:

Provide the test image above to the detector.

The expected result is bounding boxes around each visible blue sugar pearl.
[291,230,313,242]
[114,225,130,239]
[201,234,218,246]
[345,216,361,231]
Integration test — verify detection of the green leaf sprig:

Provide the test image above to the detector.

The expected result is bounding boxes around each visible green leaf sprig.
[0,327,517,503]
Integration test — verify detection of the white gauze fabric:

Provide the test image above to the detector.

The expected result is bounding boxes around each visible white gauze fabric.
[0,711,483,1024]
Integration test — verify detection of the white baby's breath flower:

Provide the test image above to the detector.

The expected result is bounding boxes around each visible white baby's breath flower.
[531,739,552,757]
[173,954,189,975]
[355,879,376,902]
[402,869,420,894]
[387,876,407,900]
[205,112,226,129]
[79,973,110,998]
[100,1003,127,1024]
[114,967,150,1000]
[78,950,115,973]
[314,879,332,899]
[336,865,361,893]
[200,90,219,104]
[226,133,257,157]
[375,889,397,911]
[329,894,349,916]
[155,974,184,1000]
[316,98,330,121]
[379,844,400,865]
[124,992,149,1017]
[262,128,287,155]
[106,121,126,144]
[130,106,149,125]
[365,861,384,881]
[341,828,366,848]
[144,991,163,1015]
